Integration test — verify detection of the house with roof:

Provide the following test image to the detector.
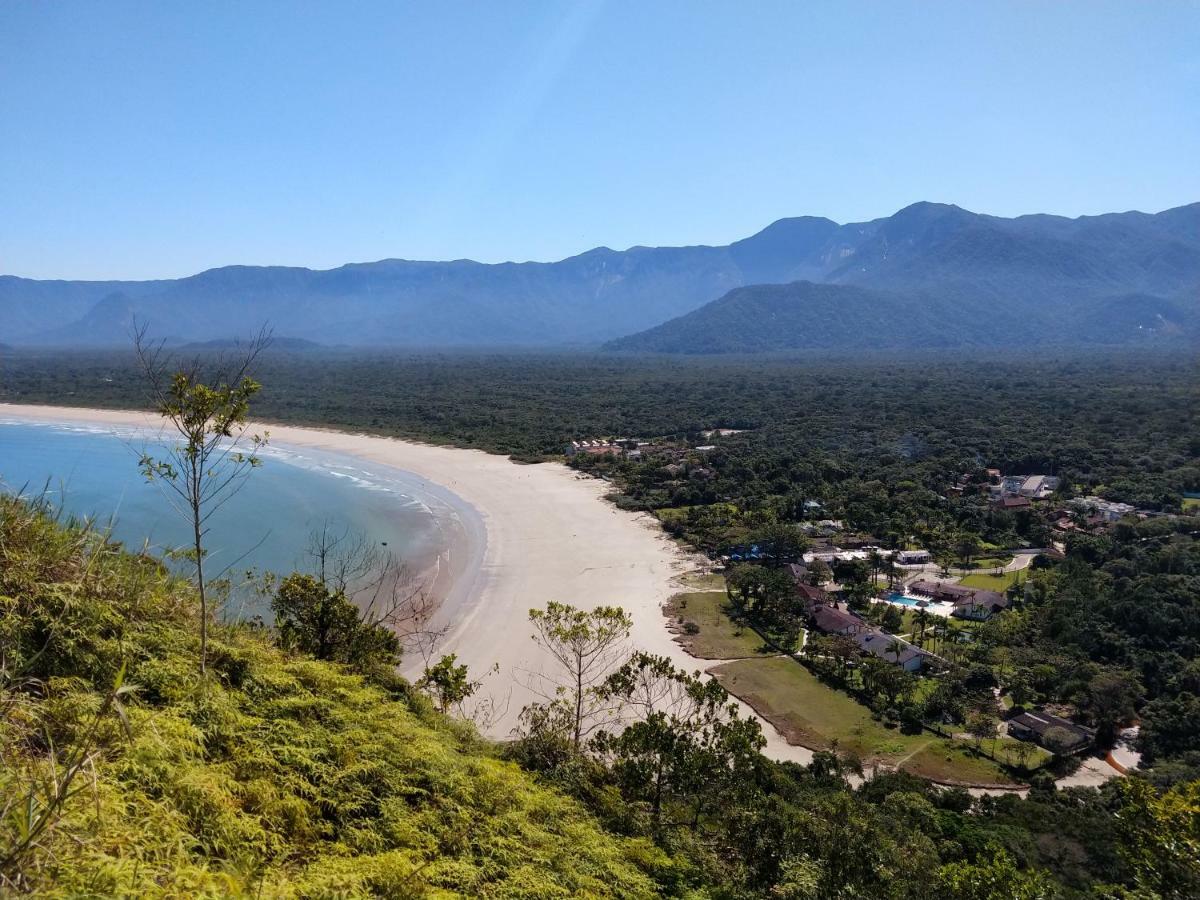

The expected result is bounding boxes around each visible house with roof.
[1070,496,1137,522]
[909,579,1009,621]
[795,582,831,615]
[1007,709,1094,754]
[993,473,1060,500]
[952,593,1010,621]
[992,495,1032,511]
[786,562,809,582]
[810,605,868,637]
[855,629,930,672]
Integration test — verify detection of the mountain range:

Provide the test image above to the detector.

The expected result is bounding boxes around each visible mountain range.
[3,201,1198,351]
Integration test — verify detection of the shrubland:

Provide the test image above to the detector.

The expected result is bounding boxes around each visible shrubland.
[4,496,1199,898]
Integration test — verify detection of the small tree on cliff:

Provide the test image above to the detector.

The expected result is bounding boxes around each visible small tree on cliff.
[527,602,632,750]
[135,324,271,675]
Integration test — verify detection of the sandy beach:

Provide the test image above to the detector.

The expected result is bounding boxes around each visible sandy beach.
[0,403,814,761]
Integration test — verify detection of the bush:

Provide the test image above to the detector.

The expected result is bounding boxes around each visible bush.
[0,497,674,896]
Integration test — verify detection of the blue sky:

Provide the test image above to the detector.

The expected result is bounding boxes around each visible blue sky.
[2,1,1198,280]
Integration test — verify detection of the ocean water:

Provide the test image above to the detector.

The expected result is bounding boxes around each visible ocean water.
[0,419,463,618]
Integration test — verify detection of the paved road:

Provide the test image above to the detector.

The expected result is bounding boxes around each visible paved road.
[897,548,1046,583]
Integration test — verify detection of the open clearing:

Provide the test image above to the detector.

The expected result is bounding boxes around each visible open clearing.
[958,570,1022,591]
[665,591,774,659]
[711,657,1021,786]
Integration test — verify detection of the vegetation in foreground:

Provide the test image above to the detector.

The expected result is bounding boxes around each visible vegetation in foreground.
[4,497,1200,898]
[0,497,673,897]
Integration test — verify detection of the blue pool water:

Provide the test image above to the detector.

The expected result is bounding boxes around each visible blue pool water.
[886,592,927,607]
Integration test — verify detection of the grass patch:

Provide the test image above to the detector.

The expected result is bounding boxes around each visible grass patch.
[966,554,1013,568]
[902,743,1021,784]
[1182,497,1200,511]
[710,658,1019,786]
[678,570,726,592]
[991,736,1054,770]
[664,591,772,659]
[959,570,1022,591]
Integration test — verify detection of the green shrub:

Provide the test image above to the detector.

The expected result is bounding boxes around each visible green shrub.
[0,497,672,896]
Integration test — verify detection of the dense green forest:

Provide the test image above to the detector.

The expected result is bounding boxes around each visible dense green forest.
[4,496,1198,898]
[1,348,1195,482]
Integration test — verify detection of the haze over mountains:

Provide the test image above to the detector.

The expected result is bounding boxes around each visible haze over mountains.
[3,201,1198,351]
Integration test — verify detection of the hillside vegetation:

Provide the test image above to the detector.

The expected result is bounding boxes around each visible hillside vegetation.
[0,496,676,897]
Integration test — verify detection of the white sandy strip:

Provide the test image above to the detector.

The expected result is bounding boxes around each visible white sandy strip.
[0,403,812,763]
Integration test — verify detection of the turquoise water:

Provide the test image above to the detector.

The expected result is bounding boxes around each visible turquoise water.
[885,592,927,607]
[0,419,461,616]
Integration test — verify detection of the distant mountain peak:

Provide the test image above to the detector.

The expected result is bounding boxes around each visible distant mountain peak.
[3,200,1197,350]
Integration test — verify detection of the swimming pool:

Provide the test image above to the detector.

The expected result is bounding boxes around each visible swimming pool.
[881,592,954,617]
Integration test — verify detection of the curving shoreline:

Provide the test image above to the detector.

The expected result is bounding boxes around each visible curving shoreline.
[1,403,1126,789]
[0,404,757,744]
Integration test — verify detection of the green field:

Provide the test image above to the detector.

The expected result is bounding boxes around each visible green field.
[962,555,1013,570]
[664,591,774,659]
[959,570,1022,591]
[710,657,1020,786]
[1183,497,1200,511]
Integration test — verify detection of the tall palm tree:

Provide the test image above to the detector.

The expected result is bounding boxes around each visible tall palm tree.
[914,608,930,646]
[932,620,949,655]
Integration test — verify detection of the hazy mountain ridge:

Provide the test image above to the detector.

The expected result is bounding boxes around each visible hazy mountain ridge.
[4,201,1199,348]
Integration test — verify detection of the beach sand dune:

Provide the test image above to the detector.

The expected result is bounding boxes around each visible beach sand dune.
[0,403,812,762]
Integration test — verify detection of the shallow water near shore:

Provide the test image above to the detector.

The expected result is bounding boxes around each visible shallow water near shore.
[0,419,467,619]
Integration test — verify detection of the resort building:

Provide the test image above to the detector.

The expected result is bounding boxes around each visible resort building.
[1007,709,1094,753]
[993,495,1032,511]
[1069,496,1137,522]
[908,579,1009,620]
[810,606,868,637]
[854,630,930,672]
[952,594,1010,621]
[794,582,831,614]
[992,474,1060,501]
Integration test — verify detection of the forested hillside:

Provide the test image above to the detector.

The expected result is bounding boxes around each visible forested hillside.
[605,279,1196,353]
[4,201,1198,349]
[0,496,676,897]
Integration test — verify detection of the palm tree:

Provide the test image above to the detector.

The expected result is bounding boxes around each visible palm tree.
[931,620,949,655]
[887,638,905,665]
[867,549,883,587]
[914,608,930,646]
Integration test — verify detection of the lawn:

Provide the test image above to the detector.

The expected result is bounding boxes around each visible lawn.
[963,555,1014,570]
[902,743,1024,784]
[990,736,1053,770]
[1183,497,1200,511]
[710,657,1020,786]
[959,570,1022,591]
[664,591,773,659]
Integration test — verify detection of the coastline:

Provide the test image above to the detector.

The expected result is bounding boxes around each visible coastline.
[1,403,1124,787]
[0,402,815,759]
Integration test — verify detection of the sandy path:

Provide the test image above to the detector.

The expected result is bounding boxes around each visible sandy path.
[0,403,811,761]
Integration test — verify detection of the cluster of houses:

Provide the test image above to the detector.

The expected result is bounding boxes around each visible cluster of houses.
[799,545,931,567]
[989,473,1061,510]
[908,579,1011,621]
[565,436,728,462]
[564,438,646,458]
[789,565,936,673]
[948,469,1061,510]
[1050,495,1140,534]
